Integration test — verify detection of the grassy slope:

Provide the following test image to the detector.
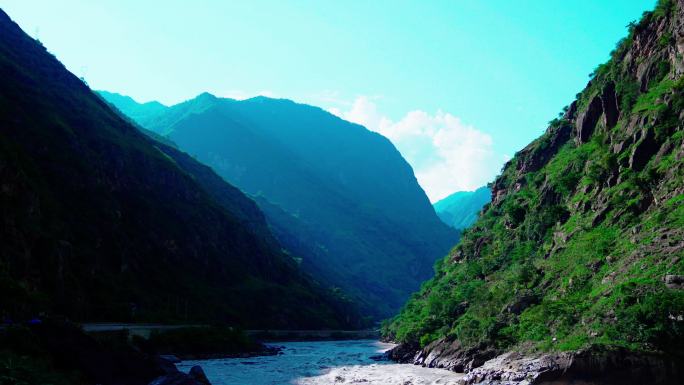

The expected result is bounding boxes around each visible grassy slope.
[384,0,684,355]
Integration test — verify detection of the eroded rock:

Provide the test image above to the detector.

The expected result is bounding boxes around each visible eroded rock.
[665,274,684,289]
[576,96,603,144]
[601,81,620,128]
[629,126,659,171]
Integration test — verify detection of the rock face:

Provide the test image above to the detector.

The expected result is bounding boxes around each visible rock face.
[457,348,684,385]
[389,343,684,385]
[629,126,660,171]
[575,95,604,144]
[575,80,621,145]
[385,1,684,383]
[601,81,620,128]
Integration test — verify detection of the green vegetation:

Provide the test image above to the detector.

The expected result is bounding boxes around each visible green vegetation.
[633,78,674,113]
[0,9,362,329]
[384,0,684,356]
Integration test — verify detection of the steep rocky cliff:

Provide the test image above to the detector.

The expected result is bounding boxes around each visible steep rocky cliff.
[0,8,360,329]
[384,1,684,383]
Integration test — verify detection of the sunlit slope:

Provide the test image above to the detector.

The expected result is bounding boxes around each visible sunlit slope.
[385,0,684,354]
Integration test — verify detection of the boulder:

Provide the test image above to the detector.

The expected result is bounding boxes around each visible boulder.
[148,366,211,385]
[188,366,211,385]
[503,292,540,315]
[665,274,684,289]
[386,342,420,363]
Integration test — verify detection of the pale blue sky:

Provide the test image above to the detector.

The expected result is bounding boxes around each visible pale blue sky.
[0,0,655,201]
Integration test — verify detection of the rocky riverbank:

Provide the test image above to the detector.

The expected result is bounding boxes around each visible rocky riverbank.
[387,340,683,385]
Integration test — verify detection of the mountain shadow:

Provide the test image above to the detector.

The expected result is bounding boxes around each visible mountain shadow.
[100,91,459,318]
[0,8,363,329]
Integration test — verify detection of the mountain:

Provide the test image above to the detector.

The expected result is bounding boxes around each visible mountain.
[384,0,684,382]
[97,90,167,127]
[100,91,458,318]
[0,8,361,329]
[433,186,491,230]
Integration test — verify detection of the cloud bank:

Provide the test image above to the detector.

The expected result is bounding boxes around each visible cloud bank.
[330,96,506,202]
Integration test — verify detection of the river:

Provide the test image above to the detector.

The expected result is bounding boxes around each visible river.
[177,339,463,385]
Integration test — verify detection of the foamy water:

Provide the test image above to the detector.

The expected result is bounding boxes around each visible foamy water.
[177,339,463,385]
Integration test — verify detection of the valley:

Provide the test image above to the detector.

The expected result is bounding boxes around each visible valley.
[99,91,457,318]
[1,1,683,385]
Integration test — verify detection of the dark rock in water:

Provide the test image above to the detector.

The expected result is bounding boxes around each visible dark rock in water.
[148,368,211,385]
[188,366,211,385]
[387,342,420,363]
[369,353,389,361]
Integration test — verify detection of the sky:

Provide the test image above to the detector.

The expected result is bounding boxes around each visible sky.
[0,0,656,202]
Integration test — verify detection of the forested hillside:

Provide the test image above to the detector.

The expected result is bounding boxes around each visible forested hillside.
[385,0,684,370]
[0,8,360,329]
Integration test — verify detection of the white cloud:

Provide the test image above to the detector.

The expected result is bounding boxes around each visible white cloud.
[331,96,505,202]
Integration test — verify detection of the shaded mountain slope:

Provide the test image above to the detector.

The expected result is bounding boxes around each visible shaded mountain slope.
[384,0,684,376]
[101,91,458,318]
[97,90,167,128]
[0,8,360,329]
[433,186,491,231]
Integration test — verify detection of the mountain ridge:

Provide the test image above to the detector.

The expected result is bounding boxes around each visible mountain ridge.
[101,90,458,318]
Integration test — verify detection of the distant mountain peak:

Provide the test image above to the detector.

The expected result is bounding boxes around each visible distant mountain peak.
[194,91,218,101]
[433,186,491,230]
